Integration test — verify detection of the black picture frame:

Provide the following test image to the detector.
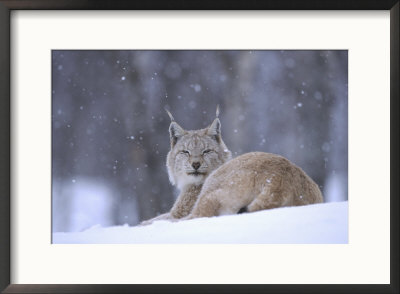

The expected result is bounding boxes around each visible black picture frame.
[0,1,398,293]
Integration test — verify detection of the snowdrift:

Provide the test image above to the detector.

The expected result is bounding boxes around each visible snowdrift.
[53,201,348,244]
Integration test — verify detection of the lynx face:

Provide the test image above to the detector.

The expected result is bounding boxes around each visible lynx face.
[166,117,232,190]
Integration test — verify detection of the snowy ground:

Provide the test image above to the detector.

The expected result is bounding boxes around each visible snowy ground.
[53,201,348,244]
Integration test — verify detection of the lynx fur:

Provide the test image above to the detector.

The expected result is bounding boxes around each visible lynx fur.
[140,107,323,225]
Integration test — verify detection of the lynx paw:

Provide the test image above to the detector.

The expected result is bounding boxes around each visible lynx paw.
[139,219,154,226]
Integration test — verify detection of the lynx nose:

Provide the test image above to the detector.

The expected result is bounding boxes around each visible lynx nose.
[192,162,201,170]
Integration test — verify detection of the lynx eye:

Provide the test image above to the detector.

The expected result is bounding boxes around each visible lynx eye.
[203,149,213,154]
[180,150,190,155]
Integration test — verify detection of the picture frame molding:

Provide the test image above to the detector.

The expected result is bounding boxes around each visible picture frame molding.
[0,1,398,293]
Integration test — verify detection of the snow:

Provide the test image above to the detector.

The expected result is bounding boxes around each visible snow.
[52,179,115,232]
[53,201,348,244]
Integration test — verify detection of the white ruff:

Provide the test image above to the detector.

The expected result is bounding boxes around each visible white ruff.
[176,173,205,190]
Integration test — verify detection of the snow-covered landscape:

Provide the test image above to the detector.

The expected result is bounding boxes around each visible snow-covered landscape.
[53,201,348,244]
[52,51,348,240]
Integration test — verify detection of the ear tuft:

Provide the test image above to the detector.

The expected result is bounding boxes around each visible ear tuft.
[165,108,175,122]
[169,122,185,147]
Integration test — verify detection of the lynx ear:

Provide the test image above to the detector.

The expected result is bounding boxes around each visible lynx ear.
[165,108,185,147]
[207,118,221,143]
[169,122,185,147]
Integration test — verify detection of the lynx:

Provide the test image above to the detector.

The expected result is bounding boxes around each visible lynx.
[140,107,323,225]
[140,107,232,225]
